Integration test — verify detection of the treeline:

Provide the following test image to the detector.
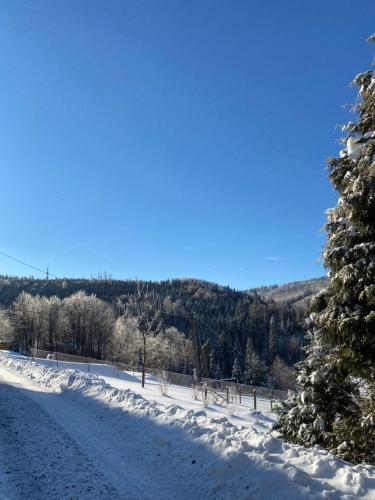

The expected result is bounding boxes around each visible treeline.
[1,290,192,373]
[11,291,114,359]
[0,276,326,388]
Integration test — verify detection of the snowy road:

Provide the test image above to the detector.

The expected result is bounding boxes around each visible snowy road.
[0,370,120,499]
[1,353,375,500]
[0,366,211,499]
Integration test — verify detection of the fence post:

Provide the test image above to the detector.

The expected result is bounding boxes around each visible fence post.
[238,385,242,405]
[270,389,274,411]
[226,386,229,404]
[253,387,257,410]
[55,341,58,369]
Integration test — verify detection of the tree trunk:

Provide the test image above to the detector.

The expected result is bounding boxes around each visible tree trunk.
[141,334,146,388]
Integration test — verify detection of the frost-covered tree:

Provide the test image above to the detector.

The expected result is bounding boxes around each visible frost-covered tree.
[162,326,187,372]
[0,307,14,341]
[63,291,115,359]
[232,357,241,381]
[12,292,38,353]
[126,284,163,387]
[244,338,266,386]
[278,316,360,454]
[279,35,375,464]
[111,315,140,365]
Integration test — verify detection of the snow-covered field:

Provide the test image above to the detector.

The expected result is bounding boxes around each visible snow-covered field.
[0,351,374,499]
[29,355,275,428]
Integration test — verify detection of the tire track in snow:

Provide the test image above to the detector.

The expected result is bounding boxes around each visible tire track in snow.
[0,378,121,499]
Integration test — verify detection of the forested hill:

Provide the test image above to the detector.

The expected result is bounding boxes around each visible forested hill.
[250,277,328,306]
[0,276,244,309]
[0,275,327,378]
[0,275,327,308]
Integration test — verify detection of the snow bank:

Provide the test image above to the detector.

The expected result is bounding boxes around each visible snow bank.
[1,352,375,499]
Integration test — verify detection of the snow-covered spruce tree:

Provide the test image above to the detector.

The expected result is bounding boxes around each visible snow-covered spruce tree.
[269,315,279,362]
[244,338,267,386]
[278,312,360,453]
[278,35,375,464]
[232,357,242,382]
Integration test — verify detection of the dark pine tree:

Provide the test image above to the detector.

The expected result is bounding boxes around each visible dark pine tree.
[278,35,375,465]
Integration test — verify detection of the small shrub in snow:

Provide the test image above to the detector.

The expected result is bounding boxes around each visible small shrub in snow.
[158,370,170,396]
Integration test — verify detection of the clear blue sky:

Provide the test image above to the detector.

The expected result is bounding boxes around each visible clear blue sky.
[0,1,374,289]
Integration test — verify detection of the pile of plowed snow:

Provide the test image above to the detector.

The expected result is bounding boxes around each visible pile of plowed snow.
[1,352,375,499]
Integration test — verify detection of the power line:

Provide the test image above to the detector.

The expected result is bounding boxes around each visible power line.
[0,250,59,279]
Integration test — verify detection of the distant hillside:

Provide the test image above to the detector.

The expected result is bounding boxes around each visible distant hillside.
[250,277,328,307]
[0,275,328,308]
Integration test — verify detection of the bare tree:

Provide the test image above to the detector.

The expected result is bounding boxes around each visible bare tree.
[126,283,163,387]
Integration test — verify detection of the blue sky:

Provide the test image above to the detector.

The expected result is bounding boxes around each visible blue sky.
[0,1,374,289]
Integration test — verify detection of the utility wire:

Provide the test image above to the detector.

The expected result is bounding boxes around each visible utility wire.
[0,250,59,279]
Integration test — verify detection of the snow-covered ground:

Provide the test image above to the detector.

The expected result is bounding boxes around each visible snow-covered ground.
[0,351,374,499]
[0,376,119,499]
[30,355,274,428]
